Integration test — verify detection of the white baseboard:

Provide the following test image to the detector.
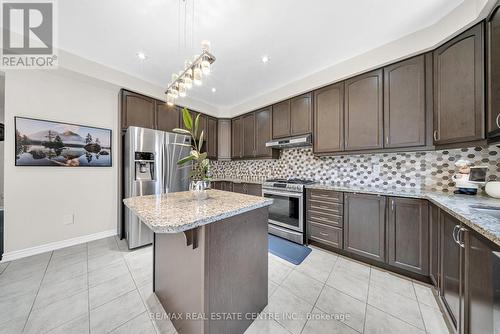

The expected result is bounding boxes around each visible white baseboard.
[1,229,117,262]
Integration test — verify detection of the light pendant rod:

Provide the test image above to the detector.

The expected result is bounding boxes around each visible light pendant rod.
[165,50,216,94]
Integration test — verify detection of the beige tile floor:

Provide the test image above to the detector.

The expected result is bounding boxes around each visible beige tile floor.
[0,236,449,334]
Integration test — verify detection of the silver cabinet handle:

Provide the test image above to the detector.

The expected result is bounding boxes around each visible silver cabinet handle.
[319,232,329,237]
[452,225,460,244]
[385,136,389,145]
[458,227,467,248]
[496,113,500,129]
[391,199,395,211]
[433,130,439,142]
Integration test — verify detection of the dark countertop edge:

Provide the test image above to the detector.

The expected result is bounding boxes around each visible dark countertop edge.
[306,183,500,247]
[123,197,273,234]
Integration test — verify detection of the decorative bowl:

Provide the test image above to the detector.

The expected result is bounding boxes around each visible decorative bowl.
[485,181,500,199]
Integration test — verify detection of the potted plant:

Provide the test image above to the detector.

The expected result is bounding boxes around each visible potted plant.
[173,108,211,199]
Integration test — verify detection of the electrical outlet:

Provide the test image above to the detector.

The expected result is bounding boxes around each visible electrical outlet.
[372,164,381,175]
[63,214,74,225]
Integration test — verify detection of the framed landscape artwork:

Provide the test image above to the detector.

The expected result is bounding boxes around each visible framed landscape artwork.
[15,117,112,167]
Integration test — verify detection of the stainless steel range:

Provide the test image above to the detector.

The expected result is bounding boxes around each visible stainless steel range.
[262,178,315,244]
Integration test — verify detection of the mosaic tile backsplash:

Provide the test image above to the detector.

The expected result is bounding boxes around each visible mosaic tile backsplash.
[211,145,500,192]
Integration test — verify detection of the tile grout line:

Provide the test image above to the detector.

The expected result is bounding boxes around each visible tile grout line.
[362,266,372,334]
[114,237,159,334]
[21,251,54,334]
[412,282,428,333]
[299,254,338,334]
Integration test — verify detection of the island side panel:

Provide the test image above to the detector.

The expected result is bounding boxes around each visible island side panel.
[154,229,208,334]
[206,207,269,334]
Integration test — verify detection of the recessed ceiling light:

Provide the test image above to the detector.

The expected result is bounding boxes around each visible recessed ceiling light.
[261,55,270,63]
[211,87,216,93]
[136,52,148,61]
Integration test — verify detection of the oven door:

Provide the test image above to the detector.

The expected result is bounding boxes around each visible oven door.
[263,189,303,233]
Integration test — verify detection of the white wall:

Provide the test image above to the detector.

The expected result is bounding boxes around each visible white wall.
[3,69,119,253]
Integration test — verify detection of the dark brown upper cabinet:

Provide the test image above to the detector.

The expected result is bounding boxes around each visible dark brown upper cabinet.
[344,69,384,151]
[243,113,256,158]
[207,117,218,160]
[487,2,500,141]
[344,193,386,263]
[272,100,291,138]
[433,23,485,146]
[121,90,156,130]
[156,103,180,132]
[290,93,312,136]
[387,197,429,275]
[255,107,276,158]
[383,55,427,148]
[313,82,345,154]
[231,117,243,159]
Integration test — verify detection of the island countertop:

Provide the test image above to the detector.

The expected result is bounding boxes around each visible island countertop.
[123,189,273,233]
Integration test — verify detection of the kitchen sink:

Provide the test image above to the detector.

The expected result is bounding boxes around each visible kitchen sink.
[469,205,500,220]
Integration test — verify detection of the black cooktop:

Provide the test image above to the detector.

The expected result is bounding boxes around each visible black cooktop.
[266,178,315,185]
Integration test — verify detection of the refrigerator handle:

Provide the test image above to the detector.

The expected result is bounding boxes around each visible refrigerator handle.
[161,142,166,193]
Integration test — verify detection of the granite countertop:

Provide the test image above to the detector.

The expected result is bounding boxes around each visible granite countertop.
[211,178,264,185]
[123,190,273,233]
[306,182,500,246]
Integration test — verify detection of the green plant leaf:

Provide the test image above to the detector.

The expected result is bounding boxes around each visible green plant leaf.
[182,108,192,130]
[190,150,200,159]
[177,155,195,165]
[172,128,191,135]
[198,130,204,150]
[194,114,200,139]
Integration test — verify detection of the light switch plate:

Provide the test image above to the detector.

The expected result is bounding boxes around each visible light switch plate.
[63,214,74,225]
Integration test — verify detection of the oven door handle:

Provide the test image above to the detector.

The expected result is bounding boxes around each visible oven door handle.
[262,189,304,198]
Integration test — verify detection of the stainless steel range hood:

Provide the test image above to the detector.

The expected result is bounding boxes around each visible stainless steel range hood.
[265,134,312,149]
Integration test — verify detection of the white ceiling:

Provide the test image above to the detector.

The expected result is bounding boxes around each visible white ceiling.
[58,0,464,110]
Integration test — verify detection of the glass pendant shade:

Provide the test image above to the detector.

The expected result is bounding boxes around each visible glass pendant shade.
[201,55,210,75]
[166,93,175,106]
[193,65,202,86]
[170,84,179,98]
[184,68,193,89]
[178,81,186,97]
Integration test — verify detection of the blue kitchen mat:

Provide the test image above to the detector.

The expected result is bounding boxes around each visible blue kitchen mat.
[268,234,312,265]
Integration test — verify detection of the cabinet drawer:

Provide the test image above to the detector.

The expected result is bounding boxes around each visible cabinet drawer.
[308,211,343,228]
[309,223,343,249]
[309,189,343,203]
[308,201,343,216]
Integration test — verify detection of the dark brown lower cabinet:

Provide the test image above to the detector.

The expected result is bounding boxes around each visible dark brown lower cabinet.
[429,203,441,288]
[387,197,429,275]
[246,184,262,196]
[344,193,386,263]
[232,183,246,194]
[440,212,462,331]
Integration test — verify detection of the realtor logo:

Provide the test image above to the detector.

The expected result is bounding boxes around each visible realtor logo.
[1,0,57,68]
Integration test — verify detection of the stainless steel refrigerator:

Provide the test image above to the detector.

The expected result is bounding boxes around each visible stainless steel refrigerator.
[123,126,191,249]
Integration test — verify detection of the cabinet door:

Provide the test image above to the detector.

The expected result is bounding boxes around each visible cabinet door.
[217,119,232,160]
[223,181,233,192]
[440,212,462,331]
[465,228,499,334]
[121,90,156,130]
[344,193,386,262]
[290,93,312,136]
[231,117,243,159]
[212,181,222,190]
[243,113,255,158]
[384,55,426,148]
[207,117,217,160]
[429,203,441,288]
[313,83,344,153]
[487,3,500,139]
[232,183,246,194]
[433,23,485,145]
[156,103,180,132]
[255,107,273,157]
[245,184,262,196]
[344,69,384,150]
[272,100,291,138]
[387,197,429,275]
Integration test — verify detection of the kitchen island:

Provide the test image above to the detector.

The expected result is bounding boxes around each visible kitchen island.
[123,189,273,334]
